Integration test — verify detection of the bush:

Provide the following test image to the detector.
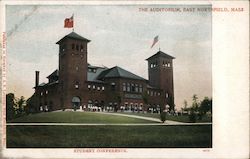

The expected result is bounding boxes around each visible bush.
[160,112,167,123]
[189,111,197,123]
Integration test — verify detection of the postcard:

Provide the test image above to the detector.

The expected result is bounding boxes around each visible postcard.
[0,0,249,158]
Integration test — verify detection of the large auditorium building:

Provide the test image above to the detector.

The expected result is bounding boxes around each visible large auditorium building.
[32,32,175,113]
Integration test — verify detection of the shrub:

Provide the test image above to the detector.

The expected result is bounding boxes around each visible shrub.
[189,111,196,123]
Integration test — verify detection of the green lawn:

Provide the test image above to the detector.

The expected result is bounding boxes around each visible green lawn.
[8,111,157,123]
[7,125,212,148]
[118,112,212,123]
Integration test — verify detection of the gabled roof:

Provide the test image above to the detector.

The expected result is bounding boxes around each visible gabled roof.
[146,51,175,60]
[47,69,59,78]
[97,66,146,81]
[56,32,91,44]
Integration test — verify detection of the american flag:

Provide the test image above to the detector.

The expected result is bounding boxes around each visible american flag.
[64,15,74,28]
[151,35,159,48]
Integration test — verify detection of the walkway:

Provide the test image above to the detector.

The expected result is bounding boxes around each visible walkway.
[96,111,184,124]
[95,112,212,125]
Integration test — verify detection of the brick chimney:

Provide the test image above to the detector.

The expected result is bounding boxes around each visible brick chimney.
[35,71,39,87]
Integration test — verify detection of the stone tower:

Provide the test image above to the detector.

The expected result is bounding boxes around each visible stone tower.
[146,51,175,110]
[56,32,90,109]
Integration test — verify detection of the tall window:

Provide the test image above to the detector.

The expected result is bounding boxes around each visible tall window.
[135,84,138,92]
[127,83,130,92]
[131,83,135,92]
[123,83,126,91]
[72,43,75,50]
[80,45,84,52]
[139,84,143,93]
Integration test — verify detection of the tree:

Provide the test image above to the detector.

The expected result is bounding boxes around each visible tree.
[192,94,199,111]
[199,97,212,115]
[184,100,188,109]
[6,93,16,121]
[15,96,26,117]
[188,94,199,122]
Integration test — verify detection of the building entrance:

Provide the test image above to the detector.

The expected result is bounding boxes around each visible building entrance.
[72,96,81,110]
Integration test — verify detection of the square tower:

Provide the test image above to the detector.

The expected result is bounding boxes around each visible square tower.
[56,32,91,109]
[146,51,175,110]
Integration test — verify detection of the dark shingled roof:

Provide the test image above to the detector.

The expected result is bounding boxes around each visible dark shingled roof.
[87,66,108,83]
[47,69,59,78]
[97,66,146,81]
[146,51,175,60]
[56,32,90,44]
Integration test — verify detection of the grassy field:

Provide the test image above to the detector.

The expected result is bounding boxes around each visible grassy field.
[119,112,212,123]
[7,125,212,148]
[8,111,157,123]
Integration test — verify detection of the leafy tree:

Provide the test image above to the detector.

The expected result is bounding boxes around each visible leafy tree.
[15,96,26,117]
[6,93,16,121]
[188,94,200,122]
[184,100,188,109]
[199,97,212,115]
[189,108,197,123]
[192,94,199,111]
[181,100,188,114]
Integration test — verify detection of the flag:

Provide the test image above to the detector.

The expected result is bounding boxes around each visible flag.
[64,15,74,28]
[151,35,159,48]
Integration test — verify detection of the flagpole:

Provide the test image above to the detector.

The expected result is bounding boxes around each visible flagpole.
[72,13,74,32]
[159,36,161,51]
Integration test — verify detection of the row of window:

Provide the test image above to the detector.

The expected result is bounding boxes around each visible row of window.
[122,83,143,93]
[150,61,171,68]
[88,68,97,73]
[40,90,49,96]
[60,43,85,53]
[147,90,161,96]
[88,84,105,91]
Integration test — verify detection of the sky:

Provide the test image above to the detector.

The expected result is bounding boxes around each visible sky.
[6,5,212,110]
